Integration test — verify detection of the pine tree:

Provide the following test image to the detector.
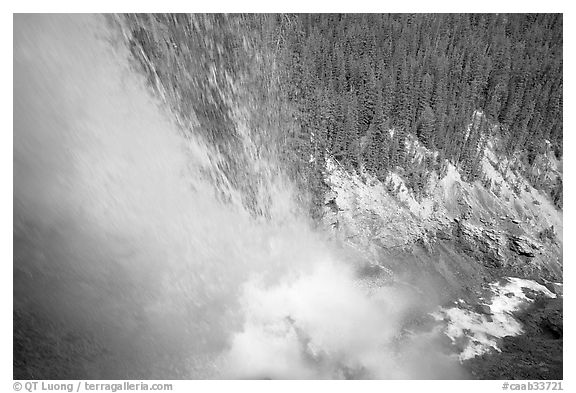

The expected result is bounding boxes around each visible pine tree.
[417,105,436,148]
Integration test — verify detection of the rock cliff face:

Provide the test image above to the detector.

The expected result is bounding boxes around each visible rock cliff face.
[317,133,562,376]
[451,219,561,280]
[320,135,562,288]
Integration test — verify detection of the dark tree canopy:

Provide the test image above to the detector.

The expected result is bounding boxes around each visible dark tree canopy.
[125,13,563,213]
[270,14,561,167]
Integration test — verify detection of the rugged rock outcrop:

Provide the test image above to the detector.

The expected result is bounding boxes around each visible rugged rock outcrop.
[508,234,540,257]
[320,143,563,284]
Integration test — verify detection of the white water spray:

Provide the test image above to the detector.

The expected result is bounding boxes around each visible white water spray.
[14,14,461,379]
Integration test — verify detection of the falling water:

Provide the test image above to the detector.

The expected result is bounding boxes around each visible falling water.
[13,14,462,379]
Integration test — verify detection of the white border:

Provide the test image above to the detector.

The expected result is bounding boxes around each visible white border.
[4,5,572,390]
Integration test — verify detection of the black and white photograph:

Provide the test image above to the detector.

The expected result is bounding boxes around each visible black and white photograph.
[12,11,564,382]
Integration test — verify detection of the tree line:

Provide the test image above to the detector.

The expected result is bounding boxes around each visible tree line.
[121,14,563,215]
[261,14,562,203]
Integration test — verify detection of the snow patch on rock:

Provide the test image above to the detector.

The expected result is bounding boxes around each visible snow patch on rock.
[432,277,556,361]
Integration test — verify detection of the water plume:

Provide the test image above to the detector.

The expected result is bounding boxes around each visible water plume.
[13,14,461,379]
